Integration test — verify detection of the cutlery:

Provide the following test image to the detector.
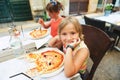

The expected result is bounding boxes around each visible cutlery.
[39,25,42,34]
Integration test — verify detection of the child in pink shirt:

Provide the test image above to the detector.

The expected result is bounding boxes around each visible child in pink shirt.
[38,0,64,37]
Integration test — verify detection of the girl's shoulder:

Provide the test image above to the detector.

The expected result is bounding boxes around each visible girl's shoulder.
[73,41,88,55]
[75,41,88,50]
[50,17,63,23]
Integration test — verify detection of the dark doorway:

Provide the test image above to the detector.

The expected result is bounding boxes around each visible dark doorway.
[0,0,33,23]
[69,0,89,15]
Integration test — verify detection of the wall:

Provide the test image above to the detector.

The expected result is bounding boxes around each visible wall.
[58,0,70,16]
[29,0,69,21]
[29,0,100,20]
[29,0,45,21]
[88,0,99,13]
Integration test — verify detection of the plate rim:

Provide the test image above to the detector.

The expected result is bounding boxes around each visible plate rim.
[40,65,64,78]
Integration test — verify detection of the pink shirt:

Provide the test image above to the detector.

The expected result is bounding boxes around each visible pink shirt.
[50,17,63,37]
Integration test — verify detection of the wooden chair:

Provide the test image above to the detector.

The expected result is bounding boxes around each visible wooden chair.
[84,16,118,49]
[81,24,112,80]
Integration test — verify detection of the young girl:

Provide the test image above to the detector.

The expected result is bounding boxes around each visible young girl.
[38,0,64,37]
[48,16,89,79]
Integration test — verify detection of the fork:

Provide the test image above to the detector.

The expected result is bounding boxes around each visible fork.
[39,25,42,31]
[39,25,42,34]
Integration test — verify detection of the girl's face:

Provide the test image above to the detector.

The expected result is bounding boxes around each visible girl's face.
[60,23,79,45]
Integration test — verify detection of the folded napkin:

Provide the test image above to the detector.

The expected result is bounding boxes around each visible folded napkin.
[34,35,52,49]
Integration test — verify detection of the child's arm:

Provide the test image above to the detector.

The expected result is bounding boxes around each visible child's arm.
[38,18,51,29]
[48,35,62,49]
[65,38,81,49]
[64,39,89,77]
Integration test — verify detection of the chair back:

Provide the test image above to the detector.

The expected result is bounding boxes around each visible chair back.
[84,16,118,49]
[84,16,106,31]
[81,24,112,80]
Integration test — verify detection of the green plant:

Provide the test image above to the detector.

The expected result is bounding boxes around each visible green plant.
[105,3,113,10]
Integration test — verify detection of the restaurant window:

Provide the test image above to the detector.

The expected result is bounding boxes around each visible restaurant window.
[97,0,103,8]
[69,0,89,15]
[97,0,120,12]
[96,0,104,12]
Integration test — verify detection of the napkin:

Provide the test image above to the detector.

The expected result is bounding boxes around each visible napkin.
[34,35,52,49]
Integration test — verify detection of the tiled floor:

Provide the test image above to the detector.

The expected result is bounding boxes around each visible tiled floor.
[92,50,120,80]
[0,20,120,80]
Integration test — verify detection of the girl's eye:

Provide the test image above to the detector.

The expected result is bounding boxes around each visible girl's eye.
[61,33,66,35]
[71,32,75,35]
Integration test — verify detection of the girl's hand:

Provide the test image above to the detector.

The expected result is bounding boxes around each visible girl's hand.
[67,38,81,49]
[48,35,62,49]
[38,18,44,25]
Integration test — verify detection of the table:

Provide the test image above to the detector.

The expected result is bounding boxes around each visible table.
[0,27,82,80]
[0,31,52,62]
[0,57,67,80]
[0,54,82,80]
[94,11,120,26]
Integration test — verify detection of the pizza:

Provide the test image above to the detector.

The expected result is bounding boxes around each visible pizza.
[26,48,64,75]
[29,29,48,39]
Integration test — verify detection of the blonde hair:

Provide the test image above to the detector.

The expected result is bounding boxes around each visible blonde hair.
[58,16,84,40]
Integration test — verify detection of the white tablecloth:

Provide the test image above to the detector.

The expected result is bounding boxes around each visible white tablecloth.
[0,33,52,51]
[94,13,120,26]
[0,31,52,62]
[0,57,70,80]
[0,33,82,80]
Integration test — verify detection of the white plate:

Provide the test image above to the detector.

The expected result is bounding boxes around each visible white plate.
[28,29,49,40]
[40,65,64,78]
[27,47,65,78]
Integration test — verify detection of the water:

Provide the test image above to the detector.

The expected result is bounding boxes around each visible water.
[9,36,25,57]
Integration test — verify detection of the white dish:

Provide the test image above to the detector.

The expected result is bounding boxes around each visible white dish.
[40,65,64,78]
[27,47,65,78]
[28,29,49,40]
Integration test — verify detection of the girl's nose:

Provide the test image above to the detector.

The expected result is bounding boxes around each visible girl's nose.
[66,34,71,40]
